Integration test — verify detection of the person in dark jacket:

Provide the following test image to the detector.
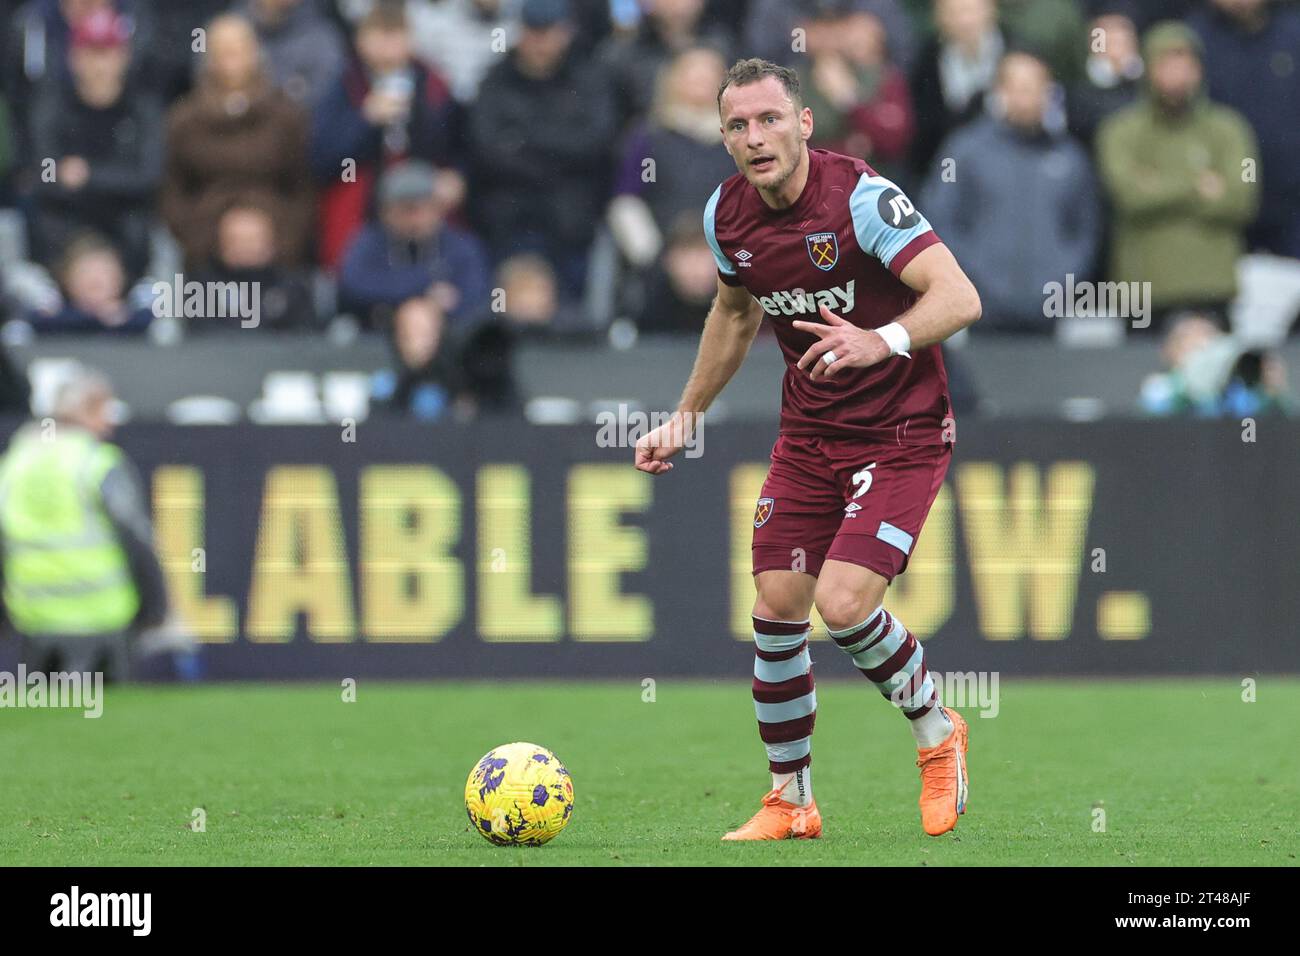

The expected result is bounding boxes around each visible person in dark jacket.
[28,8,160,279]
[909,0,1008,181]
[338,160,490,328]
[238,0,346,107]
[921,52,1100,333]
[594,0,732,131]
[1066,5,1144,147]
[1188,0,1300,258]
[189,203,318,333]
[369,295,461,421]
[27,233,152,334]
[310,0,461,269]
[2,0,151,159]
[467,0,617,298]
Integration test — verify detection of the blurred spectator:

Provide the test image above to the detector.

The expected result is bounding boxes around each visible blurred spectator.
[596,0,732,130]
[1139,311,1291,417]
[369,295,459,420]
[190,204,318,332]
[311,0,462,269]
[488,253,572,334]
[1096,21,1258,328]
[458,254,577,411]
[802,6,914,176]
[407,0,512,103]
[1067,5,1143,146]
[635,211,717,334]
[28,9,160,280]
[743,0,917,76]
[997,0,1086,85]
[27,232,151,333]
[922,51,1099,333]
[468,0,617,298]
[134,0,230,105]
[1188,0,1300,259]
[606,46,733,271]
[161,14,313,270]
[3,0,142,156]
[909,0,1006,179]
[338,160,490,327]
[238,0,346,108]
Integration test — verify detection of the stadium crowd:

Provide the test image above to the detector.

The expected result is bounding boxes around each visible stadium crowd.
[0,0,1296,418]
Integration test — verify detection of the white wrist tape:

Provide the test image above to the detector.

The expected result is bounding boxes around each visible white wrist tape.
[877,322,912,358]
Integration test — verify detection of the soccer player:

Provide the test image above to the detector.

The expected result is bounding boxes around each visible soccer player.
[634,58,982,839]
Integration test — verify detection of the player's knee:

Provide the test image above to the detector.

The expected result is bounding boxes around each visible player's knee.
[752,595,810,623]
[813,588,875,634]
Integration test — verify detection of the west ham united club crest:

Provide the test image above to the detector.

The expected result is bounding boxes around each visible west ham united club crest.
[754,497,775,528]
[805,232,838,271]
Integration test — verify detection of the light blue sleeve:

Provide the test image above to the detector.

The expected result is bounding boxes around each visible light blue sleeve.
[849,173,934,269]
[703,184,736,278]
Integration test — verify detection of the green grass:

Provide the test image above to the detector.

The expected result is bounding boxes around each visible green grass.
[1,679,1297,866]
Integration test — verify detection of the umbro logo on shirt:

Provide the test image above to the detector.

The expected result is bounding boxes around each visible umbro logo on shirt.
[735,249,753,267]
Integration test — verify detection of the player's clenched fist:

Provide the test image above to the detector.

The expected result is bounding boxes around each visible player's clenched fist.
[793,304,891,381]
[634,412,693,475]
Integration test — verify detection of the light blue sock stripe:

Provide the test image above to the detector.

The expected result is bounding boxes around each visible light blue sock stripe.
[754,690,817,724]
[765,736,811,764]
[850,618,906,670]
[754,647,811,684]
[752,621,810,654]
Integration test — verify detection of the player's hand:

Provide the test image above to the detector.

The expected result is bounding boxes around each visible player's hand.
[634,412,691,475]
[793,304,890,381]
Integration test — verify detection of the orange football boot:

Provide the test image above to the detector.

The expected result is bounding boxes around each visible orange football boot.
[916,707,969,836]
[722,788,822,841]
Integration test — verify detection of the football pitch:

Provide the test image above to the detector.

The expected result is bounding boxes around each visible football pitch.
[2,679,1297,867]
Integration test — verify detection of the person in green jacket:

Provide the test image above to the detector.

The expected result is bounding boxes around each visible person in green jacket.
[0,370,167,679]
[1095,20,1259,330]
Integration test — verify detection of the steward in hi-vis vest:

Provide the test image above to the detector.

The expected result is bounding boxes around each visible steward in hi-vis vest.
[0,372,167,678]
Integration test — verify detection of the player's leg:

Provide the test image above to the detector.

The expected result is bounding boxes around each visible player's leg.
[814,559,968,836]
[722,570,822,841]
[815,441,969,835]
[752,570,817,802]
[723,437,838,841]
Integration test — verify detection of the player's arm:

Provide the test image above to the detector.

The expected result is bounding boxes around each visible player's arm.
[634,278,762,475]
[794,243,980,381]
[678,278,763,416]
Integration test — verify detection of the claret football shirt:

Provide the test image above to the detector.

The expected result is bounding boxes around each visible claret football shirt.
[704,148,952,446]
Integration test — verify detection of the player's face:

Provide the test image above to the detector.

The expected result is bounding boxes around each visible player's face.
[719,78,812,194]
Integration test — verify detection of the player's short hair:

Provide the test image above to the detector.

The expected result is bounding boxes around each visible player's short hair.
[717,58,802,115]
[358,0,407,33]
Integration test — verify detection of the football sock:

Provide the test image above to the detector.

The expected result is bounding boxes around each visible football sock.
[827,606,952,748]
[752,616,816,805]
[911,704,955,750]
[771,766,812,807]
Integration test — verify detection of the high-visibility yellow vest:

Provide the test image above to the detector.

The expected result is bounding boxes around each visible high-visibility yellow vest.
[0,424,140,635]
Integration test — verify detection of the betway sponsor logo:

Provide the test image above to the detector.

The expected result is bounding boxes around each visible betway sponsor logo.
[757,280,854,317]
